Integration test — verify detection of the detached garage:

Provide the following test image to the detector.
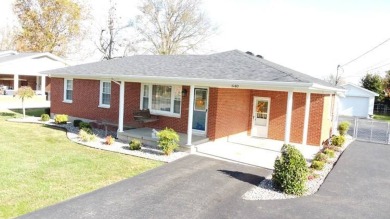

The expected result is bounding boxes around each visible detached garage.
[339,83,378,118]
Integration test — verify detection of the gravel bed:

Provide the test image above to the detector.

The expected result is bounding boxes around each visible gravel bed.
[243,137,354,200]
[8,117,189,163]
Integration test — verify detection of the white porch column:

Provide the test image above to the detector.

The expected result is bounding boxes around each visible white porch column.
[118,80,125,132]
[41,75,46,95]
[187,85,195,146]
[284,91,293,144]
[302,92,311,145]
[13,74,19,91]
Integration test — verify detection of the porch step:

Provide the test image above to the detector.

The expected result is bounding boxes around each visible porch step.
[117,127,209,148]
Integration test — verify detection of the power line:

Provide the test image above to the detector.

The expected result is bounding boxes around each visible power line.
[341,37,390,67]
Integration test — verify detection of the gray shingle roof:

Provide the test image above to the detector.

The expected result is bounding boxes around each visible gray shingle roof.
[0,53,40,63]
[47,50,334,87]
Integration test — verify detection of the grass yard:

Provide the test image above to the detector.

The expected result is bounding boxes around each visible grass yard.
[373,114,390,122]
[0,112,163,218]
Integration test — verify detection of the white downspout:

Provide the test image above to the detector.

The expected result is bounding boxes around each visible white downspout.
[302,92,311,145]
[118,80,125,132]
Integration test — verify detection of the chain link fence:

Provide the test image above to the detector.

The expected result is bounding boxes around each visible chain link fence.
[338,116,390,145]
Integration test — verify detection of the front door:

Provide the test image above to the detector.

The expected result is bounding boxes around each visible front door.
[252,97,270,138]
[192,88,208,135]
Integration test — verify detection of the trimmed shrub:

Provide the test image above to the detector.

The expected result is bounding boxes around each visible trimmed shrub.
[338,121,350,136]
[272,144,309,196]
[79,122,93,134]
[314,152,328,162]
[78,129,96,142]
[332,135,345,147]
[323,148,335,158]
[105,135,115,145]
[129,139,142,150]
[40,114,50,121]
[157,128,180,155]
[73,119,83,127]
[311,160,325,170]
[54,114,68,124]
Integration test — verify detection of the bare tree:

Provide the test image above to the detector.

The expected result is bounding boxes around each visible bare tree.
[0,25,17,50]
[135,0,216,55]
[96,0,139,60]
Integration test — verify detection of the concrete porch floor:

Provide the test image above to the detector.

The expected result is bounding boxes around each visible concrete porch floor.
[195,134,321,170]
[117,127,209,148]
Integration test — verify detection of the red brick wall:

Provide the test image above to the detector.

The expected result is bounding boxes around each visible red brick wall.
[307,94,325,145]
[51,78,189,133]
[207,88,251,140]
[290,93,306,144]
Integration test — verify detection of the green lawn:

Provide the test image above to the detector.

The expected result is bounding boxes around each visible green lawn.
[373,114,390,122]
[0,112,163,218]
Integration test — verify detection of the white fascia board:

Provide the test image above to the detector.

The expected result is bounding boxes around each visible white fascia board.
[50,74,339,93]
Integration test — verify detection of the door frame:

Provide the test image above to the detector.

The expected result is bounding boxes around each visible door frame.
[192,87,209,136]
[251,96,271,138]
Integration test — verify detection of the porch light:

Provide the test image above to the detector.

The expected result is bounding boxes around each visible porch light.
[182,88,188,97]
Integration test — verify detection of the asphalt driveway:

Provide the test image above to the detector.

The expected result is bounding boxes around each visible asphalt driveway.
[21,141,390,219]
[21,155,272,219]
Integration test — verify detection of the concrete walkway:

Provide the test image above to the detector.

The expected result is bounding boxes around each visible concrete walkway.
[21,141,390,219]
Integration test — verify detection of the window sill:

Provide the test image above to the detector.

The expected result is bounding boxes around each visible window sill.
[150,110,181,118]
[63,100,72,103]
[98,104,110,109]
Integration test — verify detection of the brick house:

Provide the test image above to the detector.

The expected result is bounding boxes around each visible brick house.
[46,50,343,146]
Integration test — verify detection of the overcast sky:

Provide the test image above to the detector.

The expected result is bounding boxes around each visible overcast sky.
[1,0,390,84]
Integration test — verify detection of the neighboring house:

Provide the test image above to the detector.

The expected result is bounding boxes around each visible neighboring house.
[0,51,68,98]
[46,50,343,146]
[338,83,378,118]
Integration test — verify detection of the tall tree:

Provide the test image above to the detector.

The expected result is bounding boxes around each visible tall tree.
[0,25,17,50]
[135,0,216,55]
[96,0,137,60]
[13,0,85,56]
[361,73,384,102]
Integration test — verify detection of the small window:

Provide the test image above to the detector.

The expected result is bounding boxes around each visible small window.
[64,79,73,102]
[142,85,149,109]
[100,81,111,107]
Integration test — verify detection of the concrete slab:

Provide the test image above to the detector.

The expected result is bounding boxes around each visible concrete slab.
[196,134,321,169]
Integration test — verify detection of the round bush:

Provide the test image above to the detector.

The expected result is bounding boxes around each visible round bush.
[311,160,325,170]
[272,144,309,196]
[129,139,142,150]
[338,121,350,136]
[323,148,335,158]
[157,128,179,155]
[332,135,345,147]
[40,114,50,121]
[314,152,328,162]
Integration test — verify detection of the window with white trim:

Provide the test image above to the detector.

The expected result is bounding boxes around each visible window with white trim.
[141,84,182,116]
[99,81,111,107]
[64,79,73,102]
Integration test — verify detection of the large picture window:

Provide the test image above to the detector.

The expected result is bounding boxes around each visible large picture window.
[99,81,111,107]
[141,84,182,116]
[64,79,73,102]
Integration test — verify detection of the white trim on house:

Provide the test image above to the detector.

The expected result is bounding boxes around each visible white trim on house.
[187,85,195,146]
[302,92,311,145]
[192,87,209,136]
[99,80,111,108]
[118,81,125,132]
[63,78,73,103]
[284,91,293,144]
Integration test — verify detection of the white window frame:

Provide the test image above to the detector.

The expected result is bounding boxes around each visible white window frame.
[63,78,73,103]
[99,80,111,108]
[140,84,182,118]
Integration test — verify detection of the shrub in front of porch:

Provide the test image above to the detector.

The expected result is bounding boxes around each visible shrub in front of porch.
[337,121,350,136]
[40,114,50,122]
[272,144,308,196]
[331,135,345,147]
[129,139,142,150]
[157,128,179,155]
[54,114,68,124]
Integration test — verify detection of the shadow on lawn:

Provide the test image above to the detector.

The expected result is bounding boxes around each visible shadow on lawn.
[218,170,265,186]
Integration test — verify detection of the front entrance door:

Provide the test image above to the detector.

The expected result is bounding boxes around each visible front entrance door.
[252,97,270,138]
[192,88,208,135]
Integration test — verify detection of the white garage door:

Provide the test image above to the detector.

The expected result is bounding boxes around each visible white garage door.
[339,96,369,117]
